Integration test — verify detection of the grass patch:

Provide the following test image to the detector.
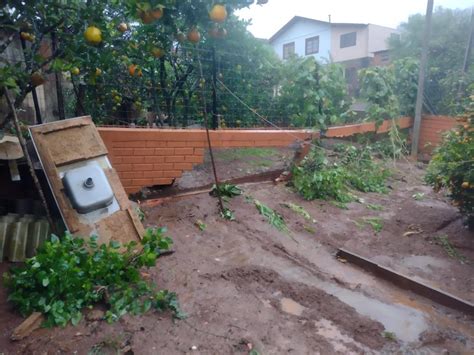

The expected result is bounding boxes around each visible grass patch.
[353,217,384,233]
[217,148,278,161]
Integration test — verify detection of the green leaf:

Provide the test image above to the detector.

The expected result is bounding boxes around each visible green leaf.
[42,277,50,287]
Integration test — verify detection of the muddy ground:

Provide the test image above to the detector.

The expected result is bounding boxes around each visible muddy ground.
[0,147,473,354]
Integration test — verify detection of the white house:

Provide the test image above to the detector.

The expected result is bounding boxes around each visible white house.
[269,16,398,67]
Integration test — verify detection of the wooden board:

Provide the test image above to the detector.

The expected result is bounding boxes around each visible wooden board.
[30,116,142,244]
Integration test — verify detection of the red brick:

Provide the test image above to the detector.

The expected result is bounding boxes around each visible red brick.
[155,148,175,156]
[144,156,165,163]
[115,164,132,172]
[121,179,132,186]
[174,163,194,170]
[194,148,205,155]
[185,155,204,163]
[162,170,182,178]
[165,156,185,163]
[134,148,155,156]
[121,171,143,179]
[113,141,144,148]
[133,163,154,171]
[154,163,173,170]
[186,141,207,147]
[151,178,174,185]
[132,179,154,186]
[111,157,122,164]
[174,147,194,155]
[122,156,144,164]
[144,171,164,178]
[114,148,134,156]
[125,187,139,194]
[146,141,167,148]
[167,141,188,147]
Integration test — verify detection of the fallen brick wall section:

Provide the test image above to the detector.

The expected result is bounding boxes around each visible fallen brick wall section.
[419,115,458,153]
[98,116,456,194]
[98,129,316,194]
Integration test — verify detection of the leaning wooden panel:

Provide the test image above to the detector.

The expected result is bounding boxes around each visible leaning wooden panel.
[30,116,143,244]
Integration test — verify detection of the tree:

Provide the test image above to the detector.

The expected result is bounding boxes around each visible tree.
[389,7,473,115]
[0,0,261,130]
[277,56,352,129]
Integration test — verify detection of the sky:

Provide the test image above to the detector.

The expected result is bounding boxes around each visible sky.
[236,0,473,39]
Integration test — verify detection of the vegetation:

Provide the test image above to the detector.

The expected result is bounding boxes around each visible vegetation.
[292,144,390,203]
[254,199,289,234]
[278,56,353,129]
[389,7,474,115]
[426,96,473,228]
[436,235,467,263]
[211,183,242,198]
[4,228,184,327]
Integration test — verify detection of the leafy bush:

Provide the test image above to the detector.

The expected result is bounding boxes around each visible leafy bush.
[292,144,390,202]
[210,183,242,198]
[4,228,184,327]
[426,97,474,228]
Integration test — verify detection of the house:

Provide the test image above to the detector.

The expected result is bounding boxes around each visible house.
[269,16,399,93]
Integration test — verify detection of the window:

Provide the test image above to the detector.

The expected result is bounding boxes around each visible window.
[340,32,357,48]
[282,42,295,59]
[305,36,319,55]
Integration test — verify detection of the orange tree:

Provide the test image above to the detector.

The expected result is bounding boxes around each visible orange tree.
[426,94,474,229]
[0,1,263,129]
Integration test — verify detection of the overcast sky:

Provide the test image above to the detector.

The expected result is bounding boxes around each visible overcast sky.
[236,0,473,39]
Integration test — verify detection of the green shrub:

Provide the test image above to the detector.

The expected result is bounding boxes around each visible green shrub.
[292,144,390,202]
[426,97,474,228]
[3,228,184,327]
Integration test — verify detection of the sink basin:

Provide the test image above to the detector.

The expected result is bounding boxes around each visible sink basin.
[62,162,114,214]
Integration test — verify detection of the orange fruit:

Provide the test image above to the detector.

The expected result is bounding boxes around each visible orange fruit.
[95,68,102,76]
[151,47,165,58]
[209,4,227,22]
[176,32,186,43]
[137,69,143,77]
[187,28,201,43]
[129,64,137,76]
[84,26,102,45]
[71,67,80,75]
[139,10,155,24]
[20,32,35,42]
[461,182,470,189]
[117,22,128,33]
[30,72,45,87]
[151,8,164,20]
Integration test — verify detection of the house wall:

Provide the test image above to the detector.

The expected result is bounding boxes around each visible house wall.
[367,24,398,54]
[330,25,369,62]
[271,19,331,61]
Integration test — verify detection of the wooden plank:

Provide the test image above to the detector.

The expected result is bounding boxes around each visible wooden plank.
[11,312,44,341]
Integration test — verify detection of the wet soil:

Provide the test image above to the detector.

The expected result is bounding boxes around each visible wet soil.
[0,149,473,354]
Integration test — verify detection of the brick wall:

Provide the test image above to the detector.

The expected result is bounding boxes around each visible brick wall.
[419,115,458,154]
[98,116,456,194]
[98,129,315,194]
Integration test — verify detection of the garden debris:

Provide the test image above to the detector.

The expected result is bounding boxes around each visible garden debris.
[282,202,315,223]
[195,219,207,231]
[86,309,105,322]
[403,224,424,237]
[412,192,425,200]
[210,183,243,198]
[255,200,289,234]
[10,312,44,341]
